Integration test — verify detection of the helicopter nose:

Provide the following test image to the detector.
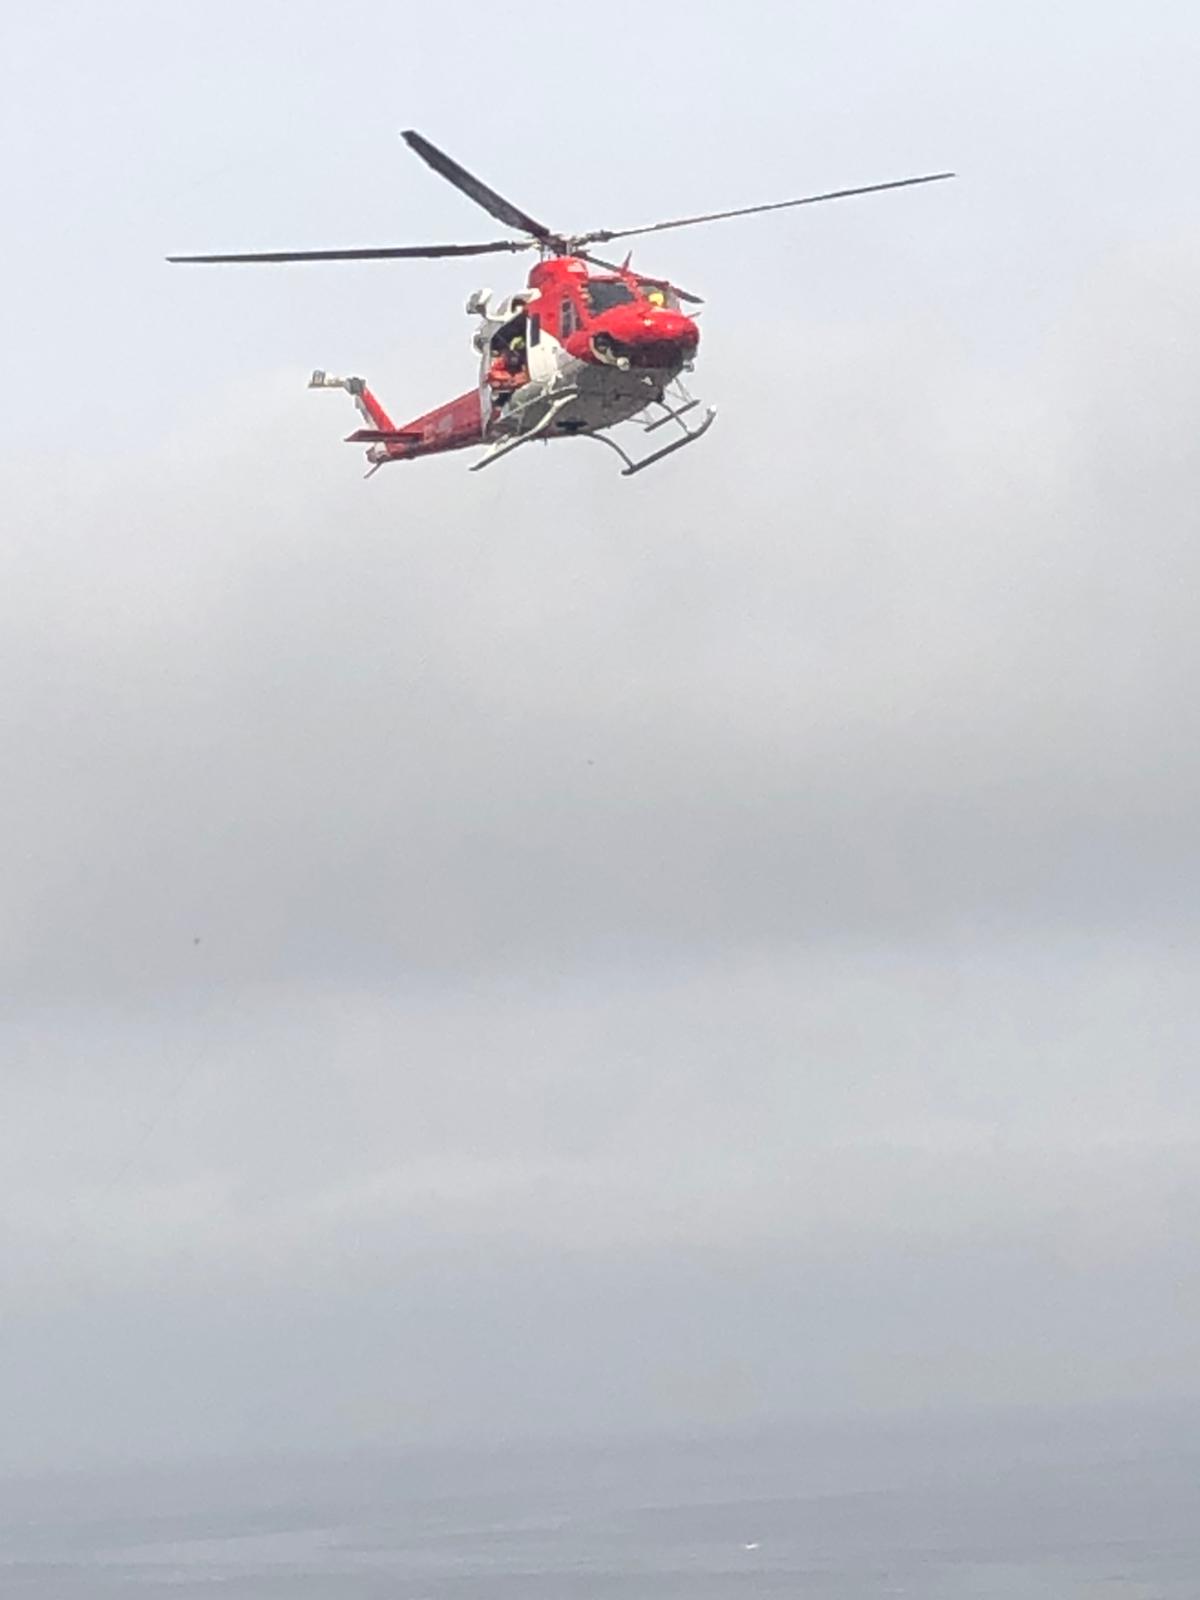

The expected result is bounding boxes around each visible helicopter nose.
[635,307,698,346]
[654,309,698,343]
[606,303,699,352]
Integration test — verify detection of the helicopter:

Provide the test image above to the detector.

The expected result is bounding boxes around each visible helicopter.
[169,131,952,478]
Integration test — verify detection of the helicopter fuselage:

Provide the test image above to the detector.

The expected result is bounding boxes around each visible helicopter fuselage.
[336,255,704,472]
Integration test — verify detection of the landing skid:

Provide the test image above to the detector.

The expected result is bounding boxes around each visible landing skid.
[586,386,717,476]
[470,388,579,472]
[588,406,720,473]
[464,377,713,476]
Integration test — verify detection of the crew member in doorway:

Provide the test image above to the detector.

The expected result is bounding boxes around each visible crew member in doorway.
[489,332,528,407]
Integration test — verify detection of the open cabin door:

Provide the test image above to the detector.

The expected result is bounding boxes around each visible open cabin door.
[479,303,550,398]
[523,306,559,384]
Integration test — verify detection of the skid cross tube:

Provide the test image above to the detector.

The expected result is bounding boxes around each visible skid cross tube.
[643,397,701,434]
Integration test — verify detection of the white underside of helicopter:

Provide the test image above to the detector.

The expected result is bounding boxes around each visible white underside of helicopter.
[493,355,674,432]
[473,310,715,475]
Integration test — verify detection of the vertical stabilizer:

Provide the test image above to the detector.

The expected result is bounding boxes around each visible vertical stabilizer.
[308,371,397,432]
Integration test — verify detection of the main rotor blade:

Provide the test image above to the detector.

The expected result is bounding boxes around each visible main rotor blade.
[167,239,534,264]
[577,171,956,247]
[402,129,557,243]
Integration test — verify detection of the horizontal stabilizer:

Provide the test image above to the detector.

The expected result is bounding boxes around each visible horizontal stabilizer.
[344,428,424,444]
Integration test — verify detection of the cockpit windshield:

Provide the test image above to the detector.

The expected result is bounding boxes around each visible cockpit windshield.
[640,282,679,309]
[583,279,636,314]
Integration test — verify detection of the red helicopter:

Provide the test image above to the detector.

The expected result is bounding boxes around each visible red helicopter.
[170,131,952,477]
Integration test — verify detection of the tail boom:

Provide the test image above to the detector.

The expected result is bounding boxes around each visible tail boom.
[310,370,485,470]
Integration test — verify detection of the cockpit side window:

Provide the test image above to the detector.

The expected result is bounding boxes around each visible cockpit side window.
[560,297,578,338]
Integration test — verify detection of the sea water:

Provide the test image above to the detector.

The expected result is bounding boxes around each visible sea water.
[3,1409,1197,1598]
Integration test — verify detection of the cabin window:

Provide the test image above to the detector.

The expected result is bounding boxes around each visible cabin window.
[560,298,577,338]
[583,279,636,314]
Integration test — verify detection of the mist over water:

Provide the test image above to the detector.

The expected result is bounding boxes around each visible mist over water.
[5,1408,1198,1599]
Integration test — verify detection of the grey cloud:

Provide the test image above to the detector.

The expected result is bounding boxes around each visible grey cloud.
[2,0,1199,1477]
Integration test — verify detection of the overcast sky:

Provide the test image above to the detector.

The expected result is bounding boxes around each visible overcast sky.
[1,0,1199,1476]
